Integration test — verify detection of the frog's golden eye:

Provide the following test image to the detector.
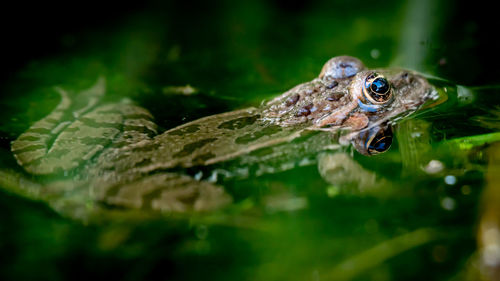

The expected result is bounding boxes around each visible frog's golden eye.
[362,73,392,104]
[365,125,392,155]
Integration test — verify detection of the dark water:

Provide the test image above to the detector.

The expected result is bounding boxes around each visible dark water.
[1,0,500,280]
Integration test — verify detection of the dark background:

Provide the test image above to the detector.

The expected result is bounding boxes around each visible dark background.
[1,0,499,87]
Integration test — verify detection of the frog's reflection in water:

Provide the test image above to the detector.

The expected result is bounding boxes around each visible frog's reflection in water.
[319,123,393,195]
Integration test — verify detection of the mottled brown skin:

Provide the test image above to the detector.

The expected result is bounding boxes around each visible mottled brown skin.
[10,56,435,216]
[261,60,432,131]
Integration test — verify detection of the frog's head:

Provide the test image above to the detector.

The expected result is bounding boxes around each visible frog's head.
[319,56,436,155]
[349,68,435,123]
[319,56,435,128]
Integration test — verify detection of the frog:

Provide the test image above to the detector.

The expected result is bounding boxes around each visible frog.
[10,56,435,218]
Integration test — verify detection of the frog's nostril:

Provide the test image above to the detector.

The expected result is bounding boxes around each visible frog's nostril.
[285,94,300,106]
[326,81,339,89]
[401,72,414,84]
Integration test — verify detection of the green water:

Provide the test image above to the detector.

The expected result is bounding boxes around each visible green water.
[1,0,499,280]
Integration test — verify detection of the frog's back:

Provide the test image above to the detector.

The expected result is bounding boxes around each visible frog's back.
[96,107,319,176]
[11,78,158,175]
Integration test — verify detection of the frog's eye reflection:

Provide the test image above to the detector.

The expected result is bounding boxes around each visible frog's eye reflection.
[366,126,393,155]
[351,124,393,155]
[363,73,392,104]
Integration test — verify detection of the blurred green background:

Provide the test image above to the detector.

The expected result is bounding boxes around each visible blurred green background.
[1,0,499,280]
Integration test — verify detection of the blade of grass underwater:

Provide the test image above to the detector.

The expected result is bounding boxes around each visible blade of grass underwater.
[443,133,500,150]
[397,82,500,175]
[398,129,500,176]
[323,228,441,281]
[477,143,500,281]
[391,0,449,72]
[396,119,433,174]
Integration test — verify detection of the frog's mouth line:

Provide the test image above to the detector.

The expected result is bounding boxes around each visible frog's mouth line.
[357,99,382,112]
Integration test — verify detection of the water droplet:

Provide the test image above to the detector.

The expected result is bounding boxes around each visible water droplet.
[483,244,500,267]
[461,185,471,195]
[411,132,422,138]
[326,185,340,197]
[194,171,203,181]
[444,175,457,185]
[370,49,380,59]
[441,197,456,211]
[424,160,444,174]
[482,226,500,266]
